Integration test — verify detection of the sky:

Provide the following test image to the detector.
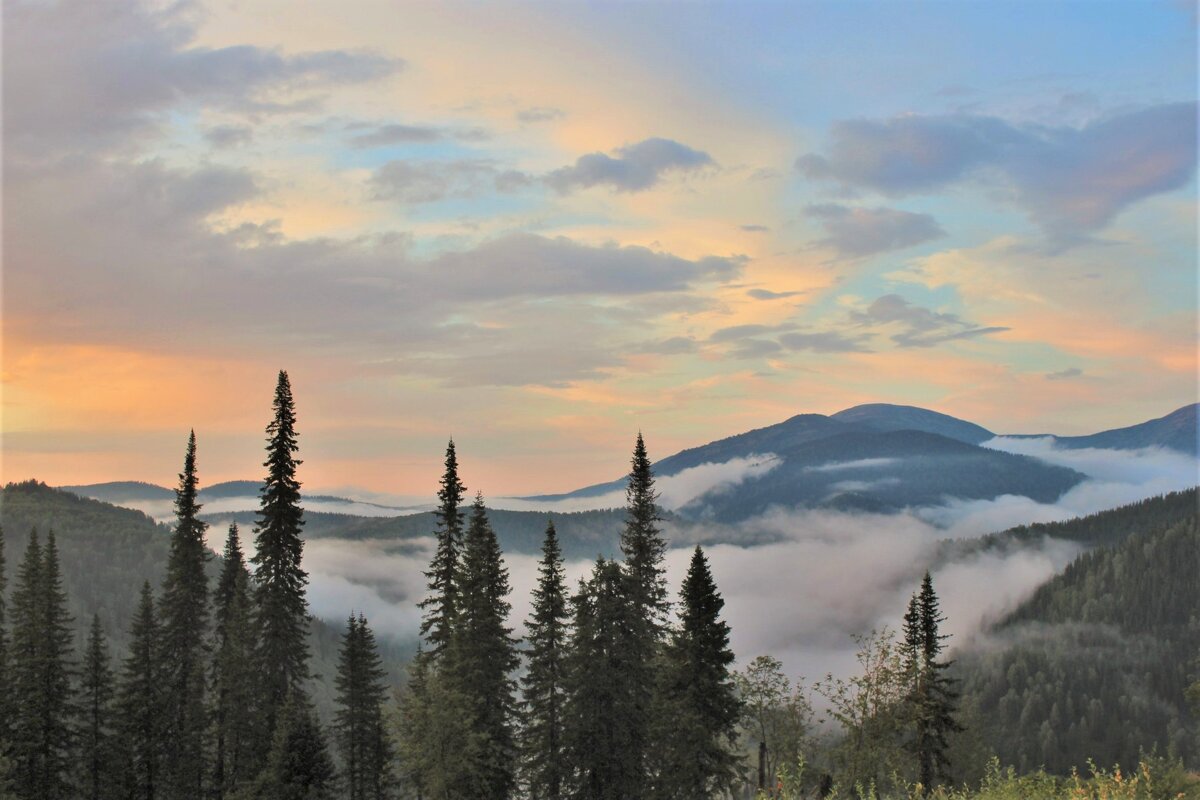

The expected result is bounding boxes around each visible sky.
[2,0,1197,497]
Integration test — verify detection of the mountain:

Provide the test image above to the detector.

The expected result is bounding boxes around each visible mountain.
[528,406,1082,521]
[58,479,175,504]
[830,403,995,444]
[954,494,1200,774]
[1042,403,1198,455]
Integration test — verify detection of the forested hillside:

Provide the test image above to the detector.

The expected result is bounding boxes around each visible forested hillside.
[956,507,1200,774]
[0,479,411,714]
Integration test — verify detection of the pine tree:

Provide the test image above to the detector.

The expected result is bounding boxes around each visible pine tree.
[335,614,394,800]
[79,615,118,800]
[253,370,311,740]
[562,560,642,800]
[256,692,335,800]
[652,547,741,800]
[117,582,164,800]
[447,494,518,800]
[905,572,963,794]
[419,439,467,656]
[618,433,668,795]
[10,530,75,800]
[520,520,570,800]
[160,430,211,799]
[211,524,258,798]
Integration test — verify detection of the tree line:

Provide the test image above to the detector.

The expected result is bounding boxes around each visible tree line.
[0,370,963,800]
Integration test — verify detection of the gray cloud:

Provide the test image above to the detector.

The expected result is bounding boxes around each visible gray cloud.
[747,288,804,301]
[709,324,783,343]
[516,107,565,123]
[1046,367,1084,381]
[350,124,445,147]
[740,224,770,233]
[635,336,700,356]
[204,125,254,149]
[805,203,945,259]
[4,0,400,158]
[797,103,1198,240]
[369,159,502,204]
[546,137,714,193]
[850,294,1009,348]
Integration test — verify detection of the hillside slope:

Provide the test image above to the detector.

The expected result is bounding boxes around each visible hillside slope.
[955,498,1200,773]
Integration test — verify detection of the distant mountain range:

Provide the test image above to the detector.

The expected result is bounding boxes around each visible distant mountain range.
[56,402,1198,525]
[524,402,1197,521]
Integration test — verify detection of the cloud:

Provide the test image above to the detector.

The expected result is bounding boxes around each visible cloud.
[516,107,565,123]
[797,103,1198,241]
[350,124,445,147]
[740,224,770,233]
[805,203,945,259]
[747,288,804,301]
[1046,367,1083,381]
[4,0,400,158]
[546,137,714,193]
[849,294,1009,348]
[369,159,505,204]
[204,125,253,149]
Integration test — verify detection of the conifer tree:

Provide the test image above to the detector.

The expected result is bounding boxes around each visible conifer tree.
[79,615,118,800]
[618,433,668,793]
[211,524,258,798]
[562,560,642,800]
[10,530,75,800]
[253,370,311,739]
[520,520,570,800]
[160,431,211,799]
[904,572,962,794]
[335,614,394,800]
[447,494,519,800]
[256,692,335,800]
[652,547,741,800]
[117,582,164,800]
[419,439,467,656]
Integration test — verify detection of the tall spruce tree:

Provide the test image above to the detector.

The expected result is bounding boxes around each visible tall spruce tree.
[334,614,394,800]
[160,431,211,799]
[447,495,519,800]
[520,520,570,800]
[618,433,668,794]
[79,615,117,800]
[562,560,642,800]
[255,691,336,800]
[253,370,311,739]
[211,524,258,798]
[652,547,741,800]
[903,572,962,794]
[419,439,467,656]
[10,530,75,800]
[117,582,164,800]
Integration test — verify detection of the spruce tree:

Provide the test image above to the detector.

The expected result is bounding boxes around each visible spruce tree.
[618,433,668,794]
[79,615,118,800]
[447,494,519,800]
[904,572,962,794]
[211,524,258,798]
[10,530,75,800]
[419,439,467,656]
[520,520,569,800]
[334,614,393,800]
[117,582,164,800]
[160,430,211,799]
[562,560,642,800]
[256,692,335,800]
[652,547,741,800]
[252,370,311,739]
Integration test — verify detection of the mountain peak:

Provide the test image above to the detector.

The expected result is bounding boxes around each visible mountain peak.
[830,403,995,444]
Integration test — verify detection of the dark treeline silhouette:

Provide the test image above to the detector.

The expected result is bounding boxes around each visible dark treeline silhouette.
[28,370,1184,798]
